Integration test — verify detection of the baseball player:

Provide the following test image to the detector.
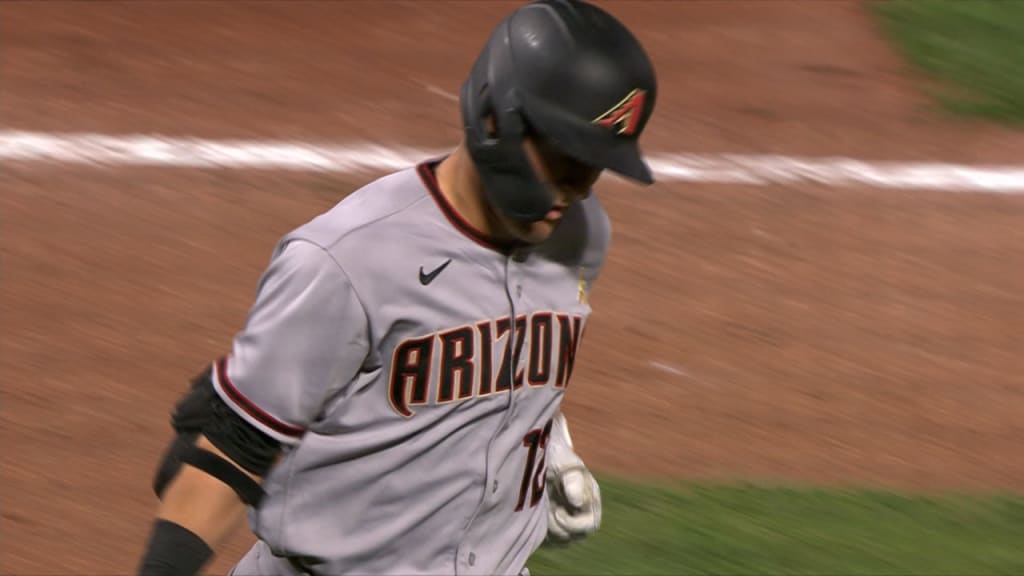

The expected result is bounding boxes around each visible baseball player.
[136,0,657,574]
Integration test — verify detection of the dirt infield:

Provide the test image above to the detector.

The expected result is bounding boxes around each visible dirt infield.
[2,1,1023,573]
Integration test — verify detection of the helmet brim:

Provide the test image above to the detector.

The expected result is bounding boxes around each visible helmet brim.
[519,91,655,185]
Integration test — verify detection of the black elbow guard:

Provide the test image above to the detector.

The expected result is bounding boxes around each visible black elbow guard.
[153,365,281,507]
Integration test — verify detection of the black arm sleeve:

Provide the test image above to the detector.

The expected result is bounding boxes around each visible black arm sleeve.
[204,389,281,476]
[136,519,213,576]
[153,365,281,503]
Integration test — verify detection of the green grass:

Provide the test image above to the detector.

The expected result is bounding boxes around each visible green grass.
[871,0,1024,123]
[528,476,1024,575]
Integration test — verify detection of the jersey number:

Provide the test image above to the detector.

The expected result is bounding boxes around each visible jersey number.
[515,420,553,511]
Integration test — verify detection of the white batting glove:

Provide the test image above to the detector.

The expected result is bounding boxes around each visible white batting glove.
[544,412,602,545]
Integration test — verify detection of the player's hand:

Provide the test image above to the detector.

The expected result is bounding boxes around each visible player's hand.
[544,414,602,545]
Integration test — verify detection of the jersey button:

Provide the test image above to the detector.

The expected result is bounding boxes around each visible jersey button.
[492,480,499,493]
[468,553,477,567]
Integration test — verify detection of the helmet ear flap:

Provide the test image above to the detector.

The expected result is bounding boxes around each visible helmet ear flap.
[464,78,524,167]
[463,103,555,222]
[460,37,556,223]
[463,79,516,147]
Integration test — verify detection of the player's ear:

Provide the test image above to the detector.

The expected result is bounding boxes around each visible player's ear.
[485,113,498,138]
[476,82,499,138]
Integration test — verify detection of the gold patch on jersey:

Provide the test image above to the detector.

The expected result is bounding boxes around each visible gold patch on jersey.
[577,269,589,304]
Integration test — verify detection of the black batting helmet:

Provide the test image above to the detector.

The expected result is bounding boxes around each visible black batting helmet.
[460,0,658,223]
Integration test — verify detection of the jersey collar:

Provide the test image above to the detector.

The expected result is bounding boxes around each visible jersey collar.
[417,159,522,254]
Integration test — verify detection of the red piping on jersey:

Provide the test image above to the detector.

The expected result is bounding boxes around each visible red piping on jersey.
[215,356,305,438]
[417,160,517,254]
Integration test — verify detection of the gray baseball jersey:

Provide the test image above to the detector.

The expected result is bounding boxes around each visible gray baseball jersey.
[213,159,610,576]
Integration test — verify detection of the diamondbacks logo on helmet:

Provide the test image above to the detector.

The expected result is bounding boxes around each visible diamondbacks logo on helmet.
[592,89,647,136]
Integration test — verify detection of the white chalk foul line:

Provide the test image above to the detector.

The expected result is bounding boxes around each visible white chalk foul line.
[2,130,1024,193]
[0,130,436,173]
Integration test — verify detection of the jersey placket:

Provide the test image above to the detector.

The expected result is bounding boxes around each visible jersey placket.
[505,247,531,416]
[455,247,530,575]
